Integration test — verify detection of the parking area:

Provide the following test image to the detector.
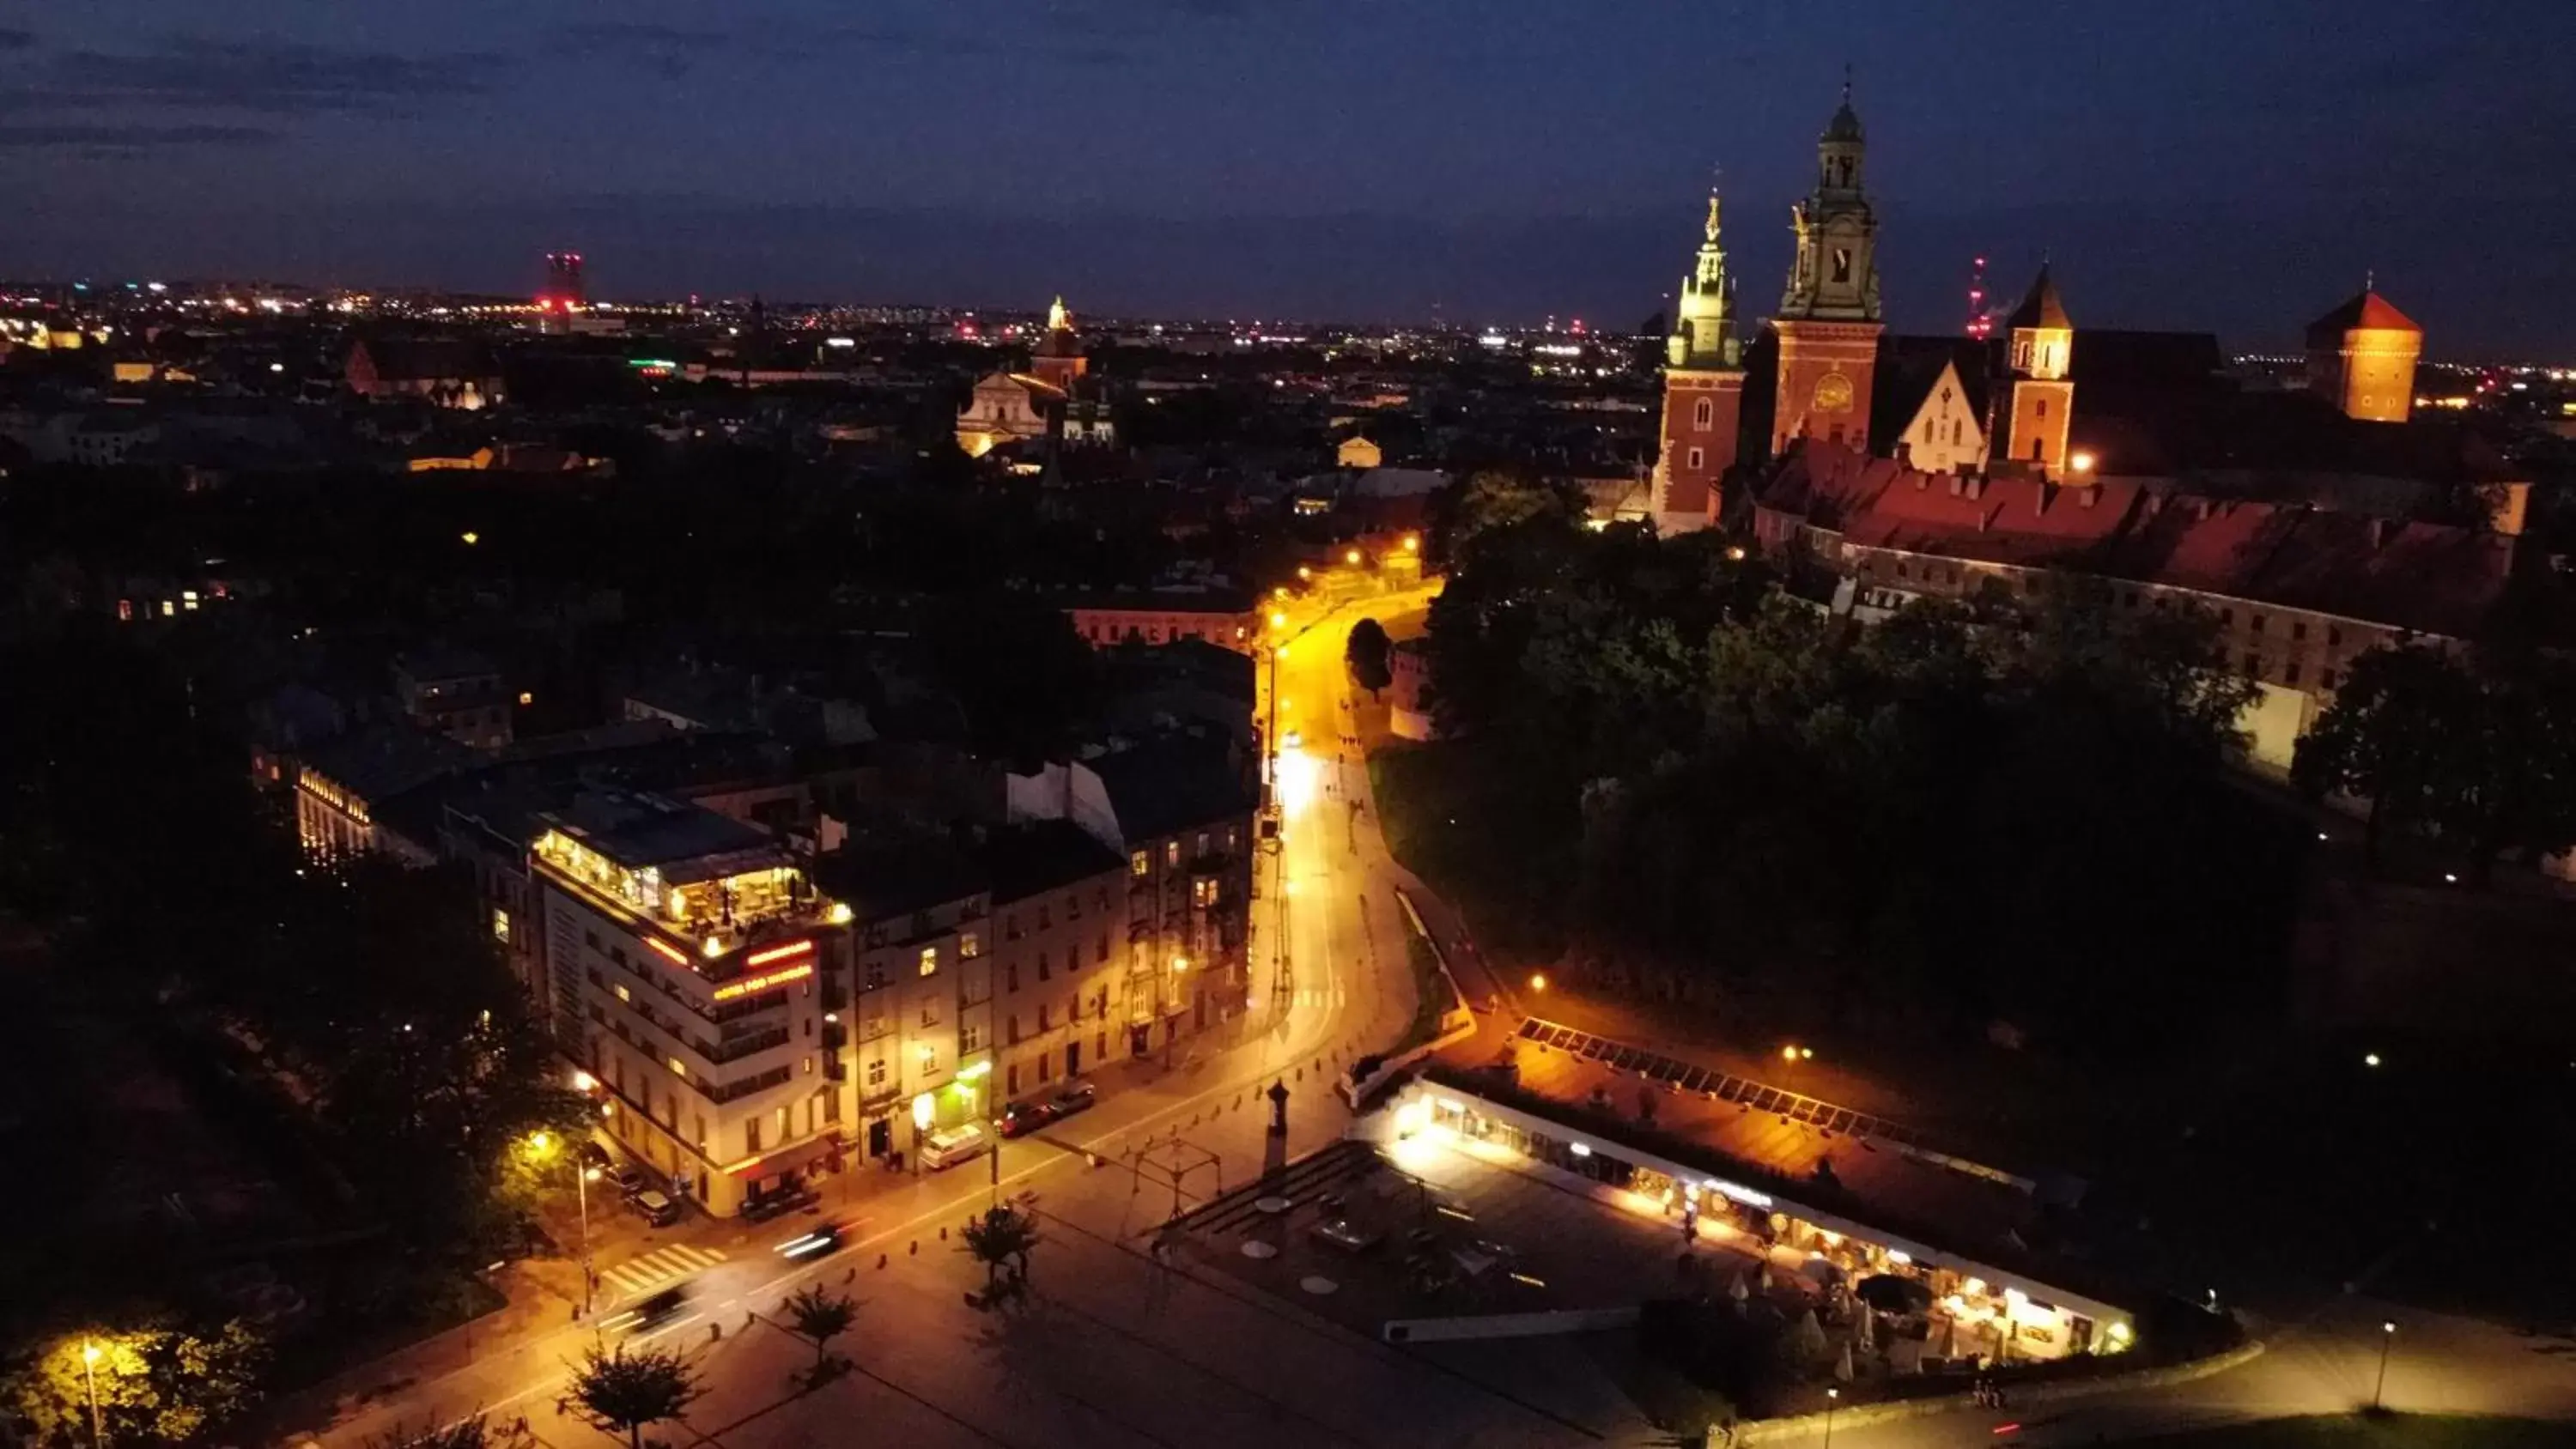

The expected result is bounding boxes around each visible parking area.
[1177,1133,1774,1337]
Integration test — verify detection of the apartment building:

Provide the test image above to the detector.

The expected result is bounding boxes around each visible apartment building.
[532,791,847,1216]
[981,821,1128,1106]
[1006,729,1261,1063]
[815,842,991,1167]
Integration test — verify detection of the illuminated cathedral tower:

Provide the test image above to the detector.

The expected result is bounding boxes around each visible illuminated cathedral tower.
[1771,82,1884,457]
[1651,185,1745,531]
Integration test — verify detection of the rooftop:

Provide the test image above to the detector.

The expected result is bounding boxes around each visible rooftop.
[811,831,987,919]
[540,789,785,877]
[978,819,1125,905]
[1086,728,1260,844]
[1424,1014,2129,1314]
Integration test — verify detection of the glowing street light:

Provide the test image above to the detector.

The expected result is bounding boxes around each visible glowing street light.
[1345,549,1363,566]
[1823,1386,1840,1449]
[1402,533,1420,553]
[460,530,481,546]
[81,1339,105,1449]
[1528,973,1548,992]
[2069,451,2098,474]
[1269,610,1289,628]
[2363,1052,2382,1069]
[2373,1320,2397,1410]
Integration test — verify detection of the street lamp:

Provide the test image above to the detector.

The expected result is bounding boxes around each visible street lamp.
[81,1340,104,1449]
[1344,549,1361,567]
[577,1166,601,1316]
[1823,1386,1838,1449]
[2372,1320,2396,1410]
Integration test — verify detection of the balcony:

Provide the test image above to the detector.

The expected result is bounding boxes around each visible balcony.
[705,1026,791,1064]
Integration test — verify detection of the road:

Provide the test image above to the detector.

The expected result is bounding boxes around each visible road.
[1818,1293,2576,1447]
[283,580,1663,1449]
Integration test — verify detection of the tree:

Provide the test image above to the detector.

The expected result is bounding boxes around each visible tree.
[2298,644,2576,882]
[10,1320,270,1447]
[2296,645,2478,869]
[567,1343,703,1449]
[780,1286,857,1374]
[1345,617,1394,696]
[960,1203,1041,1296]
[367,1412,536,1449]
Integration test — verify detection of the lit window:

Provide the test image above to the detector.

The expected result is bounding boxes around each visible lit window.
[492,909,511,943]
[614,984,632,1003]
[1131,851,1149,877]
[959,931,980,960]
[920,946,939,976]
[1164,841,1180,867]
[802,1055,815,1076]
[866,1058,887,1088]
[962,1022,983,1053]
[668,1057,687,1077]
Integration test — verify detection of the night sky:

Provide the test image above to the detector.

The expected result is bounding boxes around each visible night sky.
[3,1,2567,357]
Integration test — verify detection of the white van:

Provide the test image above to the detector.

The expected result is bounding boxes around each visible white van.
[920,1122,991,1172]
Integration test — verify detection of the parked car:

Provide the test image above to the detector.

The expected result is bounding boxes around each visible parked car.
[1048,1082,1099,1120]
[919,1122,991,1171]
[627,1188,683,1227]
[579,1141,614,1172]
[741,1188,817,1223]
[995,1100,1054,1139]
[605,1162,648,1197]
[1309,1218,1384,1254]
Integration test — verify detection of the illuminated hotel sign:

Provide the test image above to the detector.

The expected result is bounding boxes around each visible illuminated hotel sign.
[710,961,814,1000]
[747,939,815,967]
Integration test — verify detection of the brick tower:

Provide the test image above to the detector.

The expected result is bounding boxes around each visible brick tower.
[1652,185,1746,532]
[1771,82,1885,457]
[1991,264,2075,477]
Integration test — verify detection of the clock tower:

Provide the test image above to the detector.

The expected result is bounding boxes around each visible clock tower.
[1771,82,1885,458]
[1652,184,1745,532]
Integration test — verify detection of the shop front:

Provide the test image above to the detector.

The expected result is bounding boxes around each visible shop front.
[1384,1076,2131,1365]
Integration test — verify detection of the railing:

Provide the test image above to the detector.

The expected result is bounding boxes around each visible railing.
[705,1027,791,1064]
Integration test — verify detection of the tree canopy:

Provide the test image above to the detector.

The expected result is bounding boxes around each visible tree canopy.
[1409,505,2300,1050]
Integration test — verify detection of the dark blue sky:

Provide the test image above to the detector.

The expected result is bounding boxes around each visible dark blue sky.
[3,1,2568,357]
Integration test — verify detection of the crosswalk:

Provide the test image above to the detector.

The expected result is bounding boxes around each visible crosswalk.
[598,1243,724,1300]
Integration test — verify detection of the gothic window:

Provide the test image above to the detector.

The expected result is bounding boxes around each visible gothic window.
[1832,247,1852,284]
[1693,397,1713,428]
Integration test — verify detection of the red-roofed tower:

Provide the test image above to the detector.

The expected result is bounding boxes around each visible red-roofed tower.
[2305,282,2421,423]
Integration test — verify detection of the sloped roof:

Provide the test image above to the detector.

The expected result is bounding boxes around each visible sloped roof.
[1759,441,2518,639]
[1087,730,1258,843]
[354,336,501,381]
[1869,336,1988,452]
[979,819,1123,905]
[2306,288,2420,341]
[2006,266,2070,330]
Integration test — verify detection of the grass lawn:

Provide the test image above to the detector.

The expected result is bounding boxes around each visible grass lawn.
[2122,1413,2573,1448]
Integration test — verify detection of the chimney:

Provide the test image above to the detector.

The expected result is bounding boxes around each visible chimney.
[2080,487,2098,508]
[2034,482,2050,516]
[1948,476,1964,497]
